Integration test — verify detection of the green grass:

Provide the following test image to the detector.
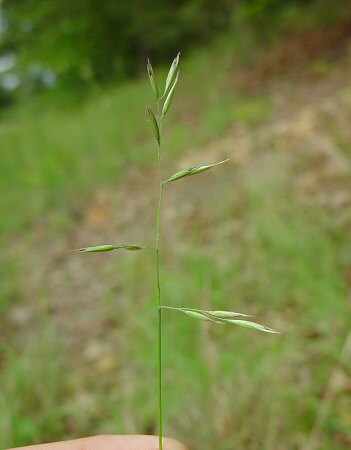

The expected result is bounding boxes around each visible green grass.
[0,72,273,239]
[1,14,351,450]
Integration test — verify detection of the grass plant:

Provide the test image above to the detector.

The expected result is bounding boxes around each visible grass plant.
[0,40,350,448]
[77,54,279,449]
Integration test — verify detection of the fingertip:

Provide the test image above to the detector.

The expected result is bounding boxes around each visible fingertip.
[9,435,189,450]
[97,435,189,450]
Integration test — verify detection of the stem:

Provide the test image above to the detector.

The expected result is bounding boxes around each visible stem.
[156,183,164,450]
[156,102,164,450]
[160,305,206,312]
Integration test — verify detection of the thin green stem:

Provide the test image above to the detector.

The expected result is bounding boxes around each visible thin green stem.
[156,181,164,450]
[156,101,164,450]
[160,305,209,313]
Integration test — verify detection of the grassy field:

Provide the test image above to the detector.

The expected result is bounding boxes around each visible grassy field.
[1,12,351,450]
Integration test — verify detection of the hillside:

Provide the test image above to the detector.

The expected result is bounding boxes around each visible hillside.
[1,18,351,450]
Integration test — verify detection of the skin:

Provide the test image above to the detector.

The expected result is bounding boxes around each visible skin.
[9,435,189,450]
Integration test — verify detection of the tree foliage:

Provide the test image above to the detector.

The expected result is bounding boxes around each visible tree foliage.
[0,0,339,96]
[0,0,234,88]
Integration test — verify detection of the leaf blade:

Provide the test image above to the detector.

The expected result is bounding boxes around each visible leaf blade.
[226,319,280,334]
[160,306,279,333]
[163,52,180,97]
[147,59,159,99]
[206,310,253,319]
[77,244,146,253]
[165,159,229,183]
[183,310,213,321]
[162,71,179,117]
[147,106,160,145]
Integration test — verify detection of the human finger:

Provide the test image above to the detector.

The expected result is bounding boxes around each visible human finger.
[9,434,189,450]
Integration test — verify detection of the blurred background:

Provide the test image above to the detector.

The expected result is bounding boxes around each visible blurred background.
[0,1,351,449]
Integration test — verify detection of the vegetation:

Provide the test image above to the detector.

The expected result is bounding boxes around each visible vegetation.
[77,54,279,449]
[0,0,348,101]
[0,1,351,449]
